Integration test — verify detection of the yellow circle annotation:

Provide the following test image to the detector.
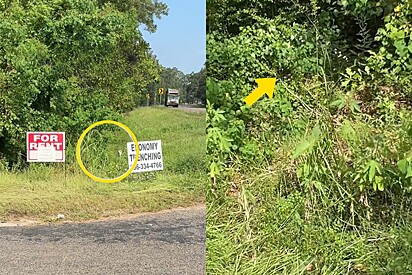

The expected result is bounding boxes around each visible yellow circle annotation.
[76,120,139,183]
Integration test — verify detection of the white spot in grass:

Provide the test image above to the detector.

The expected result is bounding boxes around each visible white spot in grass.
[57,214,65,220]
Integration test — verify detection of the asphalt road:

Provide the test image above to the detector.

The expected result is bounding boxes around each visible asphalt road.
[0,206,206,275]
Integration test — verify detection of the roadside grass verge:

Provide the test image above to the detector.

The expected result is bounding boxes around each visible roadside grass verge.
[0,107,206,222]
[206,171,412,275]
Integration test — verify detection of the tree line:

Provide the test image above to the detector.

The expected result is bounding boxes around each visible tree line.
[146,65,206,106]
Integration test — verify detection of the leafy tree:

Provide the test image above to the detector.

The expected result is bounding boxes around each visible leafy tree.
[97,0,168,33]
[148,66,205,105]
[186,66,206,104]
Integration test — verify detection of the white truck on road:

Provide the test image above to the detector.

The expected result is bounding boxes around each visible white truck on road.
[165,89,179,108]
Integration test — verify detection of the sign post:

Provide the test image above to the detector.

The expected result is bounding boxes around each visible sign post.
[158,88,164,106]
[146,93,150,107]
[127,140,163,173]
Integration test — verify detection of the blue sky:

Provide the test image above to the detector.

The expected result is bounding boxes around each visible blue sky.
[140,0,206,74]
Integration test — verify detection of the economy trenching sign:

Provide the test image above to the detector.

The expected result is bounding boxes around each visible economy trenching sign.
[127,140,163,173]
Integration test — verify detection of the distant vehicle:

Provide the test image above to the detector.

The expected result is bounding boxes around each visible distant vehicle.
[165,89,179,108]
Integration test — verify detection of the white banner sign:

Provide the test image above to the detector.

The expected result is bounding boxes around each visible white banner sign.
[127,140,163,173]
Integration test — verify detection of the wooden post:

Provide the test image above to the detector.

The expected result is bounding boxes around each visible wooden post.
[64,161,67,186]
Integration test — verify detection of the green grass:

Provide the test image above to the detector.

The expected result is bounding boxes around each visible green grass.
[0,107,206,222]
[206,75,412,274]
[206,171,412,275]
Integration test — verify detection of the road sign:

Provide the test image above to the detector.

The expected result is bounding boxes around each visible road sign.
[127,140,163,173]
[159,88,164,105]
[146,93,150,99]
[27,132,65,162]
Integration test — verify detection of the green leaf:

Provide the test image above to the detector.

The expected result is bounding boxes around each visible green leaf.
[292,140,311,159]
[310,125,321,141]
[341,119,357,142]
[210,161,219,178]
[331,98,346,109]
[394,39,407,57]
[389,29,405,40]
[341,79,350,87]
[292,126,321,159]
[350,101,361,113]
[219,136,233,152]
[369,164,376,182]
[376,176,384,191]
[312,181,325,194]
[297,166,303,178]
[366,160,380,182]
[304,163,311,177]
[398,159,408,174]
[406,167,412,179]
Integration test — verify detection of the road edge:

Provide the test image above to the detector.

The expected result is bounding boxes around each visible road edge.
[0,203,206,228]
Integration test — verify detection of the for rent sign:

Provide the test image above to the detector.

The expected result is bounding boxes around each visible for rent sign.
[26,132,65,162]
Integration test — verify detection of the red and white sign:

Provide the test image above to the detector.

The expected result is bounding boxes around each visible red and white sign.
[26,132,65,162]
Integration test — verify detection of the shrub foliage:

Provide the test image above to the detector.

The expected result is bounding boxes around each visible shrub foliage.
[207,0,412,228]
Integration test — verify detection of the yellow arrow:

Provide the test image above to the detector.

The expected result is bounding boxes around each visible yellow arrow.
[244,78,276,106]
